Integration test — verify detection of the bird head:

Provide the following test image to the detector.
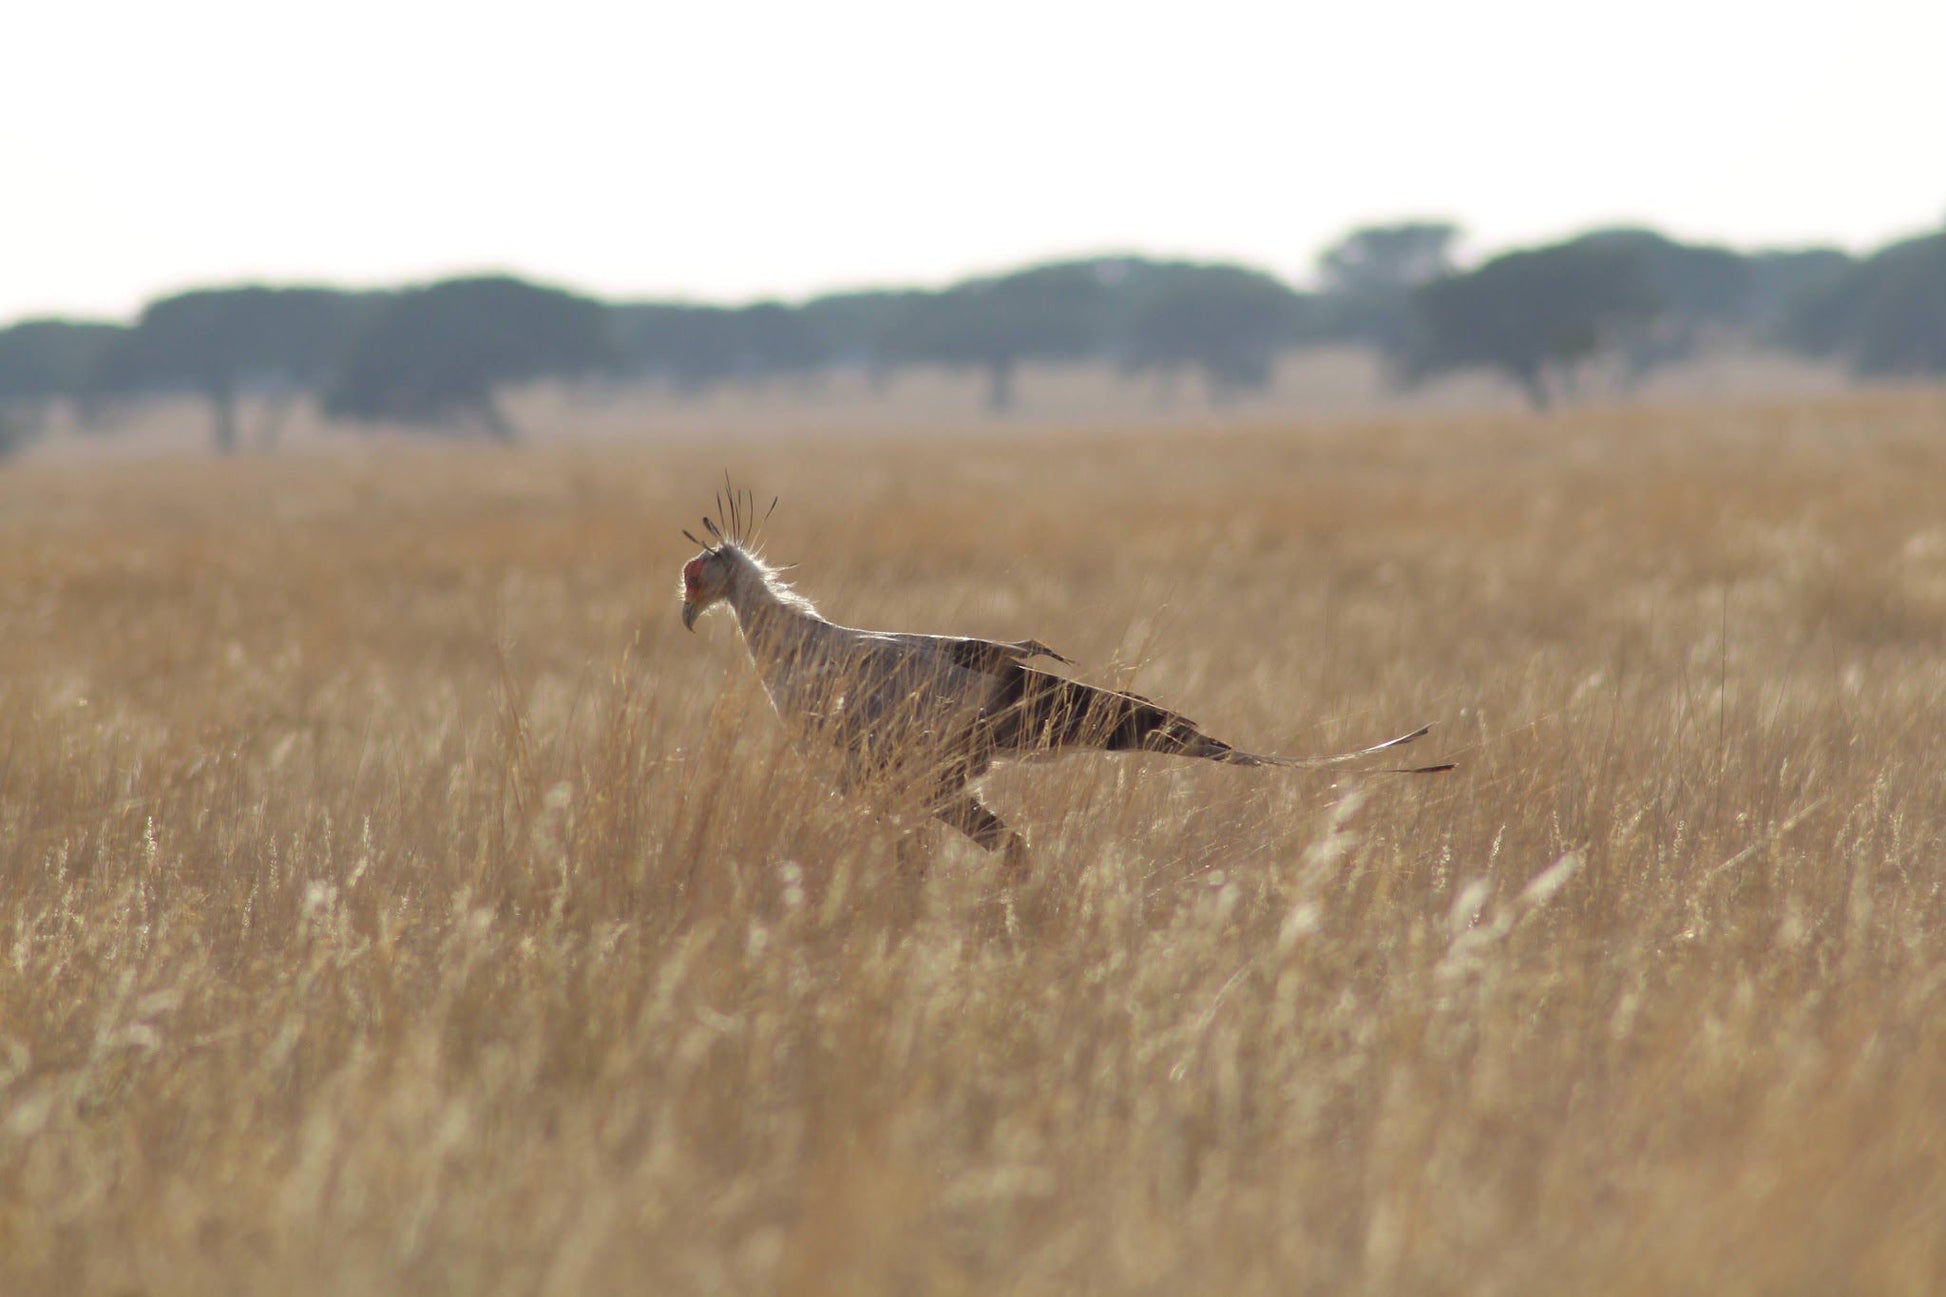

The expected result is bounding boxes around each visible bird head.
[680,481,777,630]
[680,547,733,630]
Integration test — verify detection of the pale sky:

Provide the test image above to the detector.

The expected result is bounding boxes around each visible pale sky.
[3,0,1941,324]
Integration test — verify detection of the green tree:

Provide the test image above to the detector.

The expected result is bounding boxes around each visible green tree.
[93,287,364,452]
[1774,232,1946,376]
[887,260,1124,412]
[610,304,737,394]
[725,301,831,386]
[325,277,608,439]
[609,304,746,395]
[1744,248,1853,342]
[799,290,929,385]
[1120,263,1311,402]
[1316,221,1460,353]
[609,300,833,395]
[1403,239,1661,408]
[0,319,124,454]
[1558,229,1759,380]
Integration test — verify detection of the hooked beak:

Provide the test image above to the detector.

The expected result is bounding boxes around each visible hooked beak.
[682,600,699,631]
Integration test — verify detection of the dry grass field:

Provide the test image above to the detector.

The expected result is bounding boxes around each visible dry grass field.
[3,391,1945,1294]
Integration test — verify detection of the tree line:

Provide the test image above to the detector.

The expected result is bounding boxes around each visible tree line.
[2,220,1942,455]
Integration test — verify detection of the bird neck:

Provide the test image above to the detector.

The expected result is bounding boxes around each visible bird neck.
[726,564,824,664]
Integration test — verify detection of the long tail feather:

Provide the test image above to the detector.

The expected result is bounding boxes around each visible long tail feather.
[1242,724,1443,769]
[990,672,1451,772]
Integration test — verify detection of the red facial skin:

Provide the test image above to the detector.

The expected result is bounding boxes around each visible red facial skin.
[681,556,708,628]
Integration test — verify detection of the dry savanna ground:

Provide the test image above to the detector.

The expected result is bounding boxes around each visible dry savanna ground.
[3,391,1945,1294]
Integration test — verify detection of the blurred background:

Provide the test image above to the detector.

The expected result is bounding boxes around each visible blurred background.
[3,0,1942,459]
[9,6,1946,1292]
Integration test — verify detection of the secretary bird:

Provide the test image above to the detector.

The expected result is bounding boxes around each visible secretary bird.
[679,488,1449,871]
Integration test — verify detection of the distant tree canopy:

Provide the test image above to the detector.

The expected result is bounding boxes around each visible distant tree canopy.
[1744,248,1854,337]
[608,300,832,392]
[325,277,609,439]
[797,290,928,379]
[1403,238,1661,408]
[1316,221,1459,352]
[0,319,123,453]
[888,260,1127,411]
[1549,228,1752,378]
[5,220,1944,454]
[1775,232,1946,377]
[1121,263,1311,400]
[609,304,740,393]
[92,287,366,452]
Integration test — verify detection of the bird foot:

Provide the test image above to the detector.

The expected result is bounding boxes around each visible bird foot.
[893,833,930,879]
[999,834,1030,883]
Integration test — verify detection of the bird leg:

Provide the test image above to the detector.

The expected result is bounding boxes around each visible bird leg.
[893,831,931,885]
[931,785,1029,875]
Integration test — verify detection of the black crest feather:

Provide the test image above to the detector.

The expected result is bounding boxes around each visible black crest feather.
[688,475,781,552]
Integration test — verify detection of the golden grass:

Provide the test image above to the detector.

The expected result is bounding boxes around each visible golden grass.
[3,391,1946,1294]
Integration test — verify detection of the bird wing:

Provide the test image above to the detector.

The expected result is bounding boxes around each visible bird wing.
[856,632,1072,676]
[792,628,1028,767]
[981,667,1237,759]
[825,628,1447,774]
